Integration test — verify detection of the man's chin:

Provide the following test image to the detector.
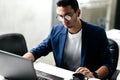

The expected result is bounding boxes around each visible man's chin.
[64,25,72,28]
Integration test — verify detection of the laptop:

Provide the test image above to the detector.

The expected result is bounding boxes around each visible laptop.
[0,50,63,80]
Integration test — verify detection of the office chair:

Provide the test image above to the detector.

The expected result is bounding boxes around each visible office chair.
[110,69,120,80]
[0,33,28,56]
[108,39,119,71]
[108,39,119,80]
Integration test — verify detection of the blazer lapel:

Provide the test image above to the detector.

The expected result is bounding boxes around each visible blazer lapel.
[58,28,67,66]
[80,23,87,66]
[80,36,87,66]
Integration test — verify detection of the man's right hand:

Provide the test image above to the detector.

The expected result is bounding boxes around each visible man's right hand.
[23,52,35,62]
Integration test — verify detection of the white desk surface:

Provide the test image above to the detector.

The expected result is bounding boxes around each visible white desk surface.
[34,62,100,80]
[34,62,74,80]
[106,29,120,46]
[0,76,4,80]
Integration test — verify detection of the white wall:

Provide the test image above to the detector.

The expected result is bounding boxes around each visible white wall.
[0,0,55,65]
[0,0,52,49]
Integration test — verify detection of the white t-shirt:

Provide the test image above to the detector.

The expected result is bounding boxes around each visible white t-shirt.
[63,29,82,71]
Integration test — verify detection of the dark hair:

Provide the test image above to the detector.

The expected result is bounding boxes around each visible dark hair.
[57,0,79,12]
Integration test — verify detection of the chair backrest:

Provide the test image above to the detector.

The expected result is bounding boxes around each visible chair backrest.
[110,69,120,80]
[108,39,119,72]
[0,33,28,56]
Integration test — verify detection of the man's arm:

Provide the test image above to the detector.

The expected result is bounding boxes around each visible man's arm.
[23,52,35,62]
[96,65,109,79]
[75,65,109,79]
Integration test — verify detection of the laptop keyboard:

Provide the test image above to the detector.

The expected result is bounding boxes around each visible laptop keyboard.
[37,76,50,80]
[36,70,53,80]
[36,70,63,80]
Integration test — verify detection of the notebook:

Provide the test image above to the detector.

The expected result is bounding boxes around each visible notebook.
[0,50,63,80]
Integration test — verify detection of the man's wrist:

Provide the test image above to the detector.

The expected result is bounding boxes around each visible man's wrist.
[92,71,98,78]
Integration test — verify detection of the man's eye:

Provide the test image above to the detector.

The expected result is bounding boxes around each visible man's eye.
[65,15,71,21]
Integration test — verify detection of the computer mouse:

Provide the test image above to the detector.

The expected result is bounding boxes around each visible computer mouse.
[73,73,85,80]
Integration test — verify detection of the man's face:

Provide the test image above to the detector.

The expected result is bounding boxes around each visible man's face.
[56,6,79,29]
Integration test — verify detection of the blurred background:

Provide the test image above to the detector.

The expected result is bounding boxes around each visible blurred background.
[0,0,120,68]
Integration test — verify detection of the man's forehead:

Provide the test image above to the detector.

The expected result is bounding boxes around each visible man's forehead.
[56,6,74,14]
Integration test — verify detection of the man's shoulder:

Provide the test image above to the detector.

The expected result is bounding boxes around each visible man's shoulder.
[50,24,67,36]
[81,20,104,31]
[52,24,66,32]
[53,24,65,29]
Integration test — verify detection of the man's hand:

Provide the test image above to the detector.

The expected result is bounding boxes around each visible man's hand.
[23,52,35,62]
[75,67,95,78]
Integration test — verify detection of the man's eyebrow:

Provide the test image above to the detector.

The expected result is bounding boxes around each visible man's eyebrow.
[65,12,72,15]
[58,12,72,16]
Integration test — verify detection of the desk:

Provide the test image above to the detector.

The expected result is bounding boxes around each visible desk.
[0,62,100,80]
[34,62,100,80]
[106,29,120,46]
[0,75,4,80]
[34,62,74,80]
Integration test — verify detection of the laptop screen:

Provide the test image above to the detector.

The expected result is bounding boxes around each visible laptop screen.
[0,50,37,80]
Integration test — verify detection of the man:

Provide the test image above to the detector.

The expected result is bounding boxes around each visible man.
[23,0,112,79]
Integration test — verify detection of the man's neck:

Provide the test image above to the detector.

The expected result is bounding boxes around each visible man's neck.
[68,19,82,34]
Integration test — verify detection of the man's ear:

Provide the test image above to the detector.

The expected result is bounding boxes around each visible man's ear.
[77,9,81,17]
